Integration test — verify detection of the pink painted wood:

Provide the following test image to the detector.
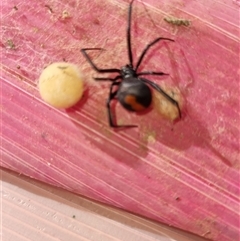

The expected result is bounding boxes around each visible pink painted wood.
[1,0,239,240]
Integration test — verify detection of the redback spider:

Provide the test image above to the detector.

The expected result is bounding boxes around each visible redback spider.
[81,0,181,128]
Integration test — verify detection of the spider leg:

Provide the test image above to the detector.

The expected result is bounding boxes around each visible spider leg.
[141,78,181,118]
[137,71,169,76]
[94,75,122,82]
[107,82,137,128]
[126,0,135,67]
[135,37,174,71]
[81,48,120,73]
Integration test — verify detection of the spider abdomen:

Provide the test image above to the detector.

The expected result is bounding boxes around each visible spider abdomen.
[117,77,152,112]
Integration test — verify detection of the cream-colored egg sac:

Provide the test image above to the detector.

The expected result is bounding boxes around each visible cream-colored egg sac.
[153,83,184,121]
[39,62,84,109]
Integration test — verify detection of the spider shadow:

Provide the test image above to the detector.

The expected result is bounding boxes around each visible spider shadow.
[66,83,231,169]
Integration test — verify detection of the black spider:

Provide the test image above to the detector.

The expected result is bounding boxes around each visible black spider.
[81,0,181,128]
